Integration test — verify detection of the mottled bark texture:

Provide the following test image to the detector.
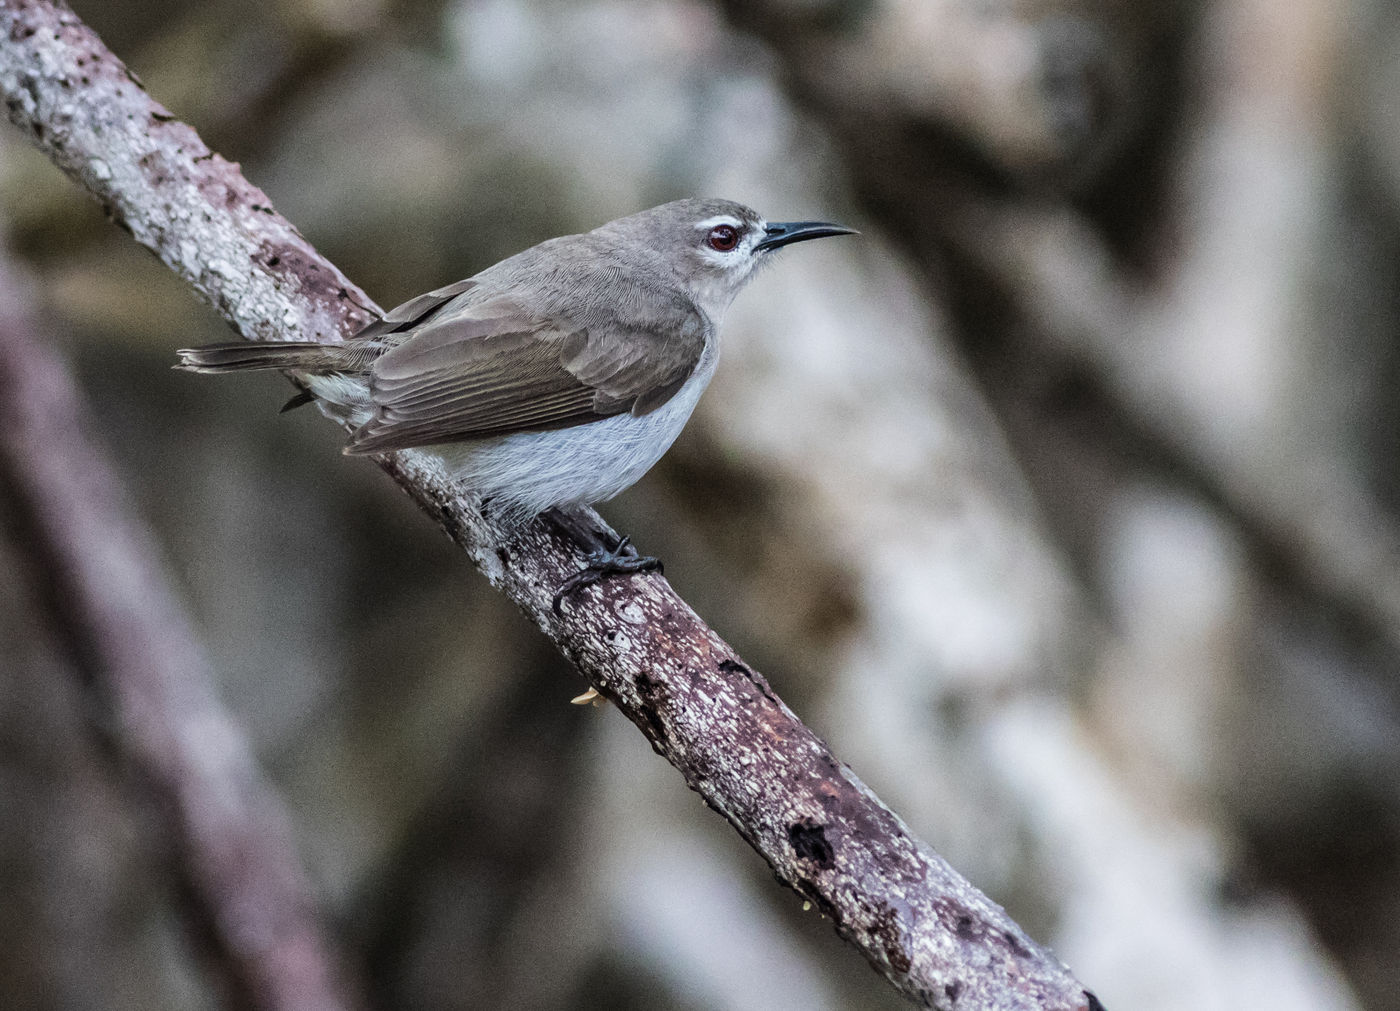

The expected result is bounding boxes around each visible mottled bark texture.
[0,235,350,1001]
[0,2,1098,1007]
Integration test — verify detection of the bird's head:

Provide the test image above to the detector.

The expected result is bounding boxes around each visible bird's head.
[596,198,857,320]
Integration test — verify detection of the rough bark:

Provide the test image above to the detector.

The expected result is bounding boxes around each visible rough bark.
[0,2,1099,1006]
[0,239,351,1003]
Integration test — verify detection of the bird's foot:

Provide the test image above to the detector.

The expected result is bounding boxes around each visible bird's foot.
[552,535,663,614]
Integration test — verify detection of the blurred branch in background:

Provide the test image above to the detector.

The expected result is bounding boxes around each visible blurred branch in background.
[941,0,1400,652]
[0,241,351,1004]
[720,0,1141,181]
[0,2,1098,1007]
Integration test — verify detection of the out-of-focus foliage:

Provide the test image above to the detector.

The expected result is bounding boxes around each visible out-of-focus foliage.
[1,0,1398,1008]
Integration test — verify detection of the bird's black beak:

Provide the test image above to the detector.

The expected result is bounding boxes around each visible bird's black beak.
[754,220,858,252]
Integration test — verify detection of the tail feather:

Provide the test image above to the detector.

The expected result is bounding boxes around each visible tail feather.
[279,389,318,413]
[174,340,372,375]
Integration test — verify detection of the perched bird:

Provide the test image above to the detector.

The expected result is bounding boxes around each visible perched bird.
[177,198,855,606]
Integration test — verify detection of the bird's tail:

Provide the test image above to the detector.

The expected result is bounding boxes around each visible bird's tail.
[174,340,372,375]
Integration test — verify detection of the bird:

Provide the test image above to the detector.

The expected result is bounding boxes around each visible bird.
[177,198,855,608]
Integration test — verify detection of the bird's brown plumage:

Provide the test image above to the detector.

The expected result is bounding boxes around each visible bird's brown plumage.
[344,277,709,453]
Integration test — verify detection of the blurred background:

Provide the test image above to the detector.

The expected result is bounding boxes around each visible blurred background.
[1,0,1398,1008]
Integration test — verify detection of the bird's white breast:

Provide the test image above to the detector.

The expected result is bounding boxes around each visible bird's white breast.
[433,338,719,525]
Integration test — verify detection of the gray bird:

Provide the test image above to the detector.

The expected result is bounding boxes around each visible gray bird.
[177,198,855,606]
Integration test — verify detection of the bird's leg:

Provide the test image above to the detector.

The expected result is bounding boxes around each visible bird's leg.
[543,508,663,614]
[544,506,632,555]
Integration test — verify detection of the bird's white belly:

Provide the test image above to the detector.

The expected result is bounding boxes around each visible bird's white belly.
[434,345,717,525]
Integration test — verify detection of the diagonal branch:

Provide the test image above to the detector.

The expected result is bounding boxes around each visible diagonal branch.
[0,3,1099,1007]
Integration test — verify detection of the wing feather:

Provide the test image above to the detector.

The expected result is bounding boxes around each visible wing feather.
[353,278,478,339]
[343,294,707,455]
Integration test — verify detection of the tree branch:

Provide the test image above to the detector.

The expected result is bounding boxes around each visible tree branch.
[0,226,351,1003]
[0,3,1099,1006]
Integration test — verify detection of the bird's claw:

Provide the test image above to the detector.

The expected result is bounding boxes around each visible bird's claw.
[551,538,663,614]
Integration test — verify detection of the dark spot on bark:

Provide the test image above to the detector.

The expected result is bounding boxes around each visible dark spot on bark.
[944,981,963,1003]
[604,628,618,642]
[436,503,462,541]
[955,914,976,940]
[193,152,213,163]
[717,656,781,705]
[788,819,835,869]
[31,122,42,140]
[338,287,350,299]
[58,77,70,89]
[151,111,174,123]
[1002,930,1032,958]
[870,900,912,974]
[266,255,280,267]
[79,76,89,86]
[21,27,35,38]
[495,546,510,566]
[633,671,667,745]
[692,754,716,781]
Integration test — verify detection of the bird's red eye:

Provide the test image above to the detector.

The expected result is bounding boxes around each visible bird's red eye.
[706,224,740,252]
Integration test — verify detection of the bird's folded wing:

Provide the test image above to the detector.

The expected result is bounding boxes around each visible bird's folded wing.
[344,298,705,454]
